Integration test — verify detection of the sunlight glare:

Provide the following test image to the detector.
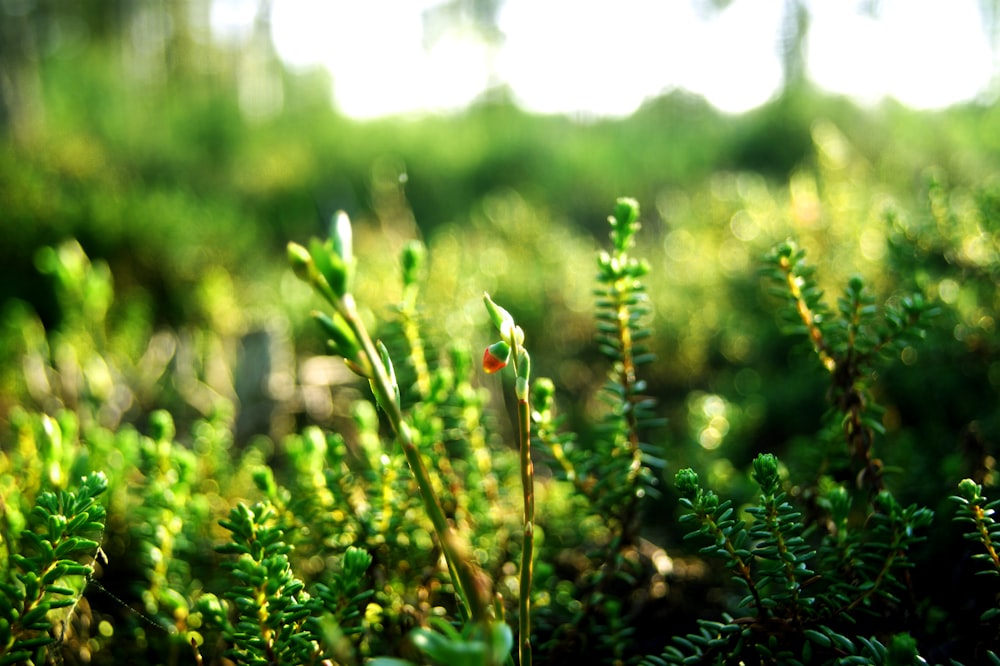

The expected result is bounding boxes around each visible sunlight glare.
[251,0,998,119]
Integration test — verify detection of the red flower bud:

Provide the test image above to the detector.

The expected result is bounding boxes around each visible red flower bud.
[483,340,511,374]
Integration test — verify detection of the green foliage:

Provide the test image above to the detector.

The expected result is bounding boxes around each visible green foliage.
[950,479,1000,661]
[5,40,1000,662]
[953,479,1000,581]
[590,197,664,520]
[3,176,1000,664]
[214,501,374,665]
[654,457,934,665]
[0,471,107,666]
[763,241,936,492]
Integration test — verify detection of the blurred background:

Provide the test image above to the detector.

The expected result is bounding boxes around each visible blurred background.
[2,0,1000,510]
[5,3,1000,659]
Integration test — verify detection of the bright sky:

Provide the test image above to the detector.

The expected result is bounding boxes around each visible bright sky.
[212,0,996,118]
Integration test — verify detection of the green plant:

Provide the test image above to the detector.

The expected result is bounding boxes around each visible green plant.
[208,501,374,665]
[581,197,663,529]
[641,241,945,665]
[646,455,934,665]
[287,213,509,662]
[527,198,665,662]
[763,240,935,493]
[0,470,107,666]
[950,478,1000,660]
[483,291,535,666]
[4,177,1000,665]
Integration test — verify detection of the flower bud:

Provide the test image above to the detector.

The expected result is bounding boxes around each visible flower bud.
[149,409,176,443]
[957,478,981,503]
[752,453,780,494]
[401,240,426,288]
[331,211,353,268]
[483,340,511,374]
[532,377,556,410]
[613,197,640,227]
[310,238,348,298]
[287,242,314,283]
[675,468,700,499]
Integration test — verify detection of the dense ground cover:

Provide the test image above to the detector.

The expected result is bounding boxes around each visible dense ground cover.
[2,37,1000,665]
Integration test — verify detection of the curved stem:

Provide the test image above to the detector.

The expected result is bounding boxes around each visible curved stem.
[339,295,492,624]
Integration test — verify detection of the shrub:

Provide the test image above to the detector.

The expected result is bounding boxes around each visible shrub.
[0,192,998,666]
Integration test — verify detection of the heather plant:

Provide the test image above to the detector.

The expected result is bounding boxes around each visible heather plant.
[0,469,107,665]
[642,243,987,666]
[286,213,513,663]
[761,240,936,494]
[3,187,1000,666]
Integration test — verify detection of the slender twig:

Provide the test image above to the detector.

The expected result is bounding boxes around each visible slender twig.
[777,253,836,373]
[341,294,492,623]
[289,242,493,625]
[483,293,533,666]
[517,388,534,666]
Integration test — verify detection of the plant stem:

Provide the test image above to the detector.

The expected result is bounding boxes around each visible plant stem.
[778,253,836,373]
[517,392,534,666]
[337,293,492,624]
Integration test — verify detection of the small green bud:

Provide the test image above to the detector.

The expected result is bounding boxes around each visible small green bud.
[149,410,175,443]
[39,413,62,451]
[82,470,109,496]
[287,242,314,283]
[194,593,226,621]
[613,197,640,227]
[401,240,426,288]
[252,467,276,496]
[309,238,348,298]
[752,453,780,494]
[824,485,851,523]
[610,197,641,251]
[702,490,720,512]
[483,292,515,334]
[532,377,556,410]
[675,468,700,499]
[306,428,329,460]
[874,490,899,516]
[330,211,353,268]
[957,478,981,503]
[886,633,918,666]
[343,546,373,579]
[848,275,865,295]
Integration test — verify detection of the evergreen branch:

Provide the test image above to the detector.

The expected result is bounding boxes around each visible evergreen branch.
[0,472,107,665]
[953,479,1000,577]
[675,468,763,616]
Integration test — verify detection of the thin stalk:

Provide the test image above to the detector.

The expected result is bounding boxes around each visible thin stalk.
[337,293,492,623]
[701,509,763,615]
[292,241,497,654]
[517,392,534,666]
[484,292,534,666]
[400,284,432,400]
[778,254,836,373]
